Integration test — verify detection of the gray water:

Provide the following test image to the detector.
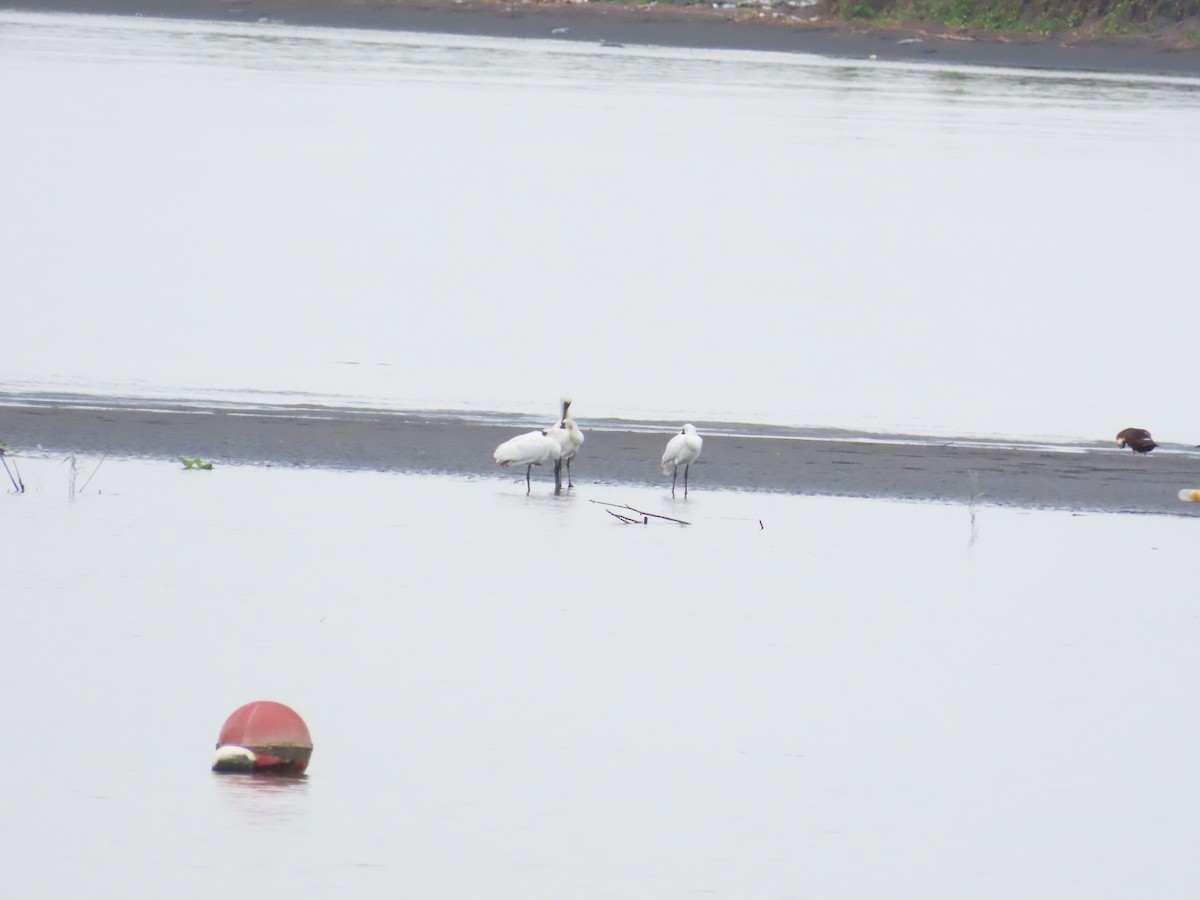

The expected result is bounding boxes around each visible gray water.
[3,457,1199,898]
[4,13,1200,897]
[2,11,1200,441]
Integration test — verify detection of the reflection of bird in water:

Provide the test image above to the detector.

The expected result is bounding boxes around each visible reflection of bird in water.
[661,424,703,498]
[1116,427,1157,455]
[546,396,585,492]
[494,429,561,494]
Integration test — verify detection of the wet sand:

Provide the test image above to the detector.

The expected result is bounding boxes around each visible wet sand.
[3,395,1199,515]
[5,0,1200,77]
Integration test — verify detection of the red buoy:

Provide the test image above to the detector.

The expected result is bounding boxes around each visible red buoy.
[212,700,313,774]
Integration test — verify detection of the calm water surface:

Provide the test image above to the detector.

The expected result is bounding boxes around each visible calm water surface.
[3,20,1200,890]
[2,458,1199,897]
[2,12,1200,441]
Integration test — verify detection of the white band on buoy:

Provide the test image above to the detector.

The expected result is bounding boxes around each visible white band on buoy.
[212,745,258,772]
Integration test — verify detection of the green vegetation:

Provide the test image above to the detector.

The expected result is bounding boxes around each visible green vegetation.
[822,0,1200,35]
[178,456,214,470]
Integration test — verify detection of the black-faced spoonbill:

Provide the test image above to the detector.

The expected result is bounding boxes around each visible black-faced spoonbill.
[661,424,702,498]
[546,396,585,492]
[1115,427,1156,455]
[494,429,561,494]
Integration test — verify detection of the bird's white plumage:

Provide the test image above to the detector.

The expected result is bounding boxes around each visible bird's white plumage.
[494,429,561,467]
[547,417,585,464]
[661,424,702,474]
[546,396,585,491]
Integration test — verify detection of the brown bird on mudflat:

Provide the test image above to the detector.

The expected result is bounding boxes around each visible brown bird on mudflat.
[1116,428,1157,455]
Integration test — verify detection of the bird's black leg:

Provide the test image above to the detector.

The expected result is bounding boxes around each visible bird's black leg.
[684,464,689,498]
[567,459,574,489]
[671,466,677,498]
[525,464,532,495]
[554,459,562,494]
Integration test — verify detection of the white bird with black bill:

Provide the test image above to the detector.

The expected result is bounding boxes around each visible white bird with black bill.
[661,424,702,498]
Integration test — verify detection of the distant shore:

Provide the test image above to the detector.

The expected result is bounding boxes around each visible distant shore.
[4,394,1199,516]
[4,0,1200,76]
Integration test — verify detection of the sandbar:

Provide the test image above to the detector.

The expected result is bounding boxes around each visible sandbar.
[3,393,1198,516]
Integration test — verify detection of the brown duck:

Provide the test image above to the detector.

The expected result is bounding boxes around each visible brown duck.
[1116,428,1157,455]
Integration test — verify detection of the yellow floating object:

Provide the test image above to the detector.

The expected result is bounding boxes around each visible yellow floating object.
[1178,489,1200,502]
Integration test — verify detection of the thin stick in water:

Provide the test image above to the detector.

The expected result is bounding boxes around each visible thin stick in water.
[605,509,645,525]
[590,499,690,526]
[1,454,23,493]
[78,454,107,495]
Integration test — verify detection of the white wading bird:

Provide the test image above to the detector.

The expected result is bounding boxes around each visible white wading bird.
[661,424,702,498]
[545,396,585,492]
[494,429,561,494]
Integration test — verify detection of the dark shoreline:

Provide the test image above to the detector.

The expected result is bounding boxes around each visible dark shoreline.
[4,394,1199,516]
[5,0,1200,77]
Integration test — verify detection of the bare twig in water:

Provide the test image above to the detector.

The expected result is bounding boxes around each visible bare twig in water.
[605,509,646,525]
[1,450,24,493]
[590,499,690,526]
[967,470,983,547]
[78,454,107,495]
[759,519,764,530]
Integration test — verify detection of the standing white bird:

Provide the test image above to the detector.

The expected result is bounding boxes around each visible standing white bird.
[661,424,702,498]
[494,429,561,494]
[545,396,585,492]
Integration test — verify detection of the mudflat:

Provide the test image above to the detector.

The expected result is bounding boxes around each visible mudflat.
[4,0,1200,77]
[3,395,1198,515]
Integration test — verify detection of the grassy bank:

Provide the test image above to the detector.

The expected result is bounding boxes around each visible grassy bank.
[821,0,1200,38]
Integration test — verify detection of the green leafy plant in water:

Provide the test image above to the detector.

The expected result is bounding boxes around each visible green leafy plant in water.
[178,456,214,470]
